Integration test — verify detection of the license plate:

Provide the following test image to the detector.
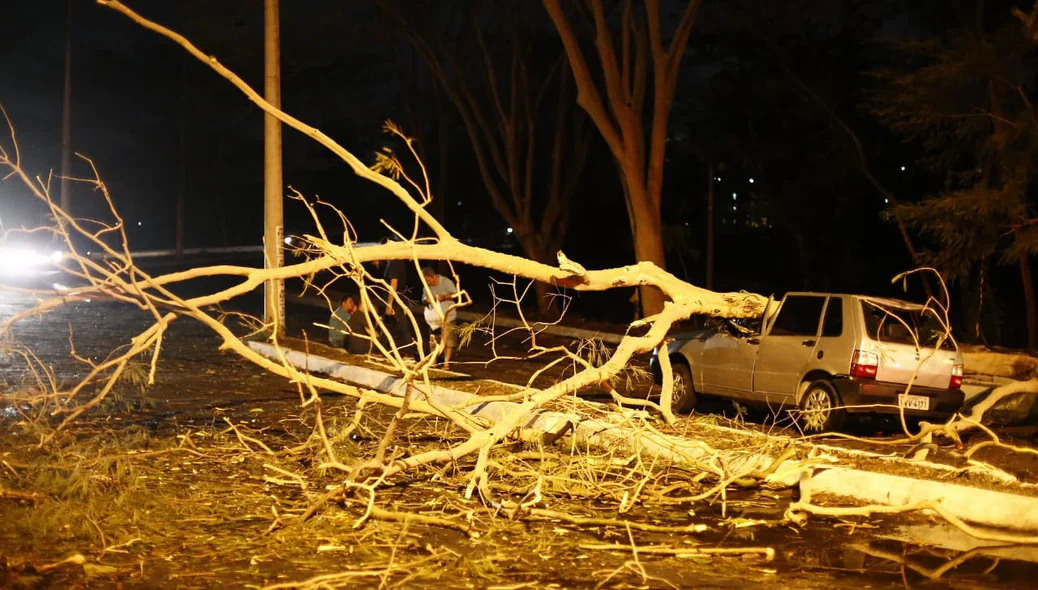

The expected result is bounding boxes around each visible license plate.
[898,394,930,411]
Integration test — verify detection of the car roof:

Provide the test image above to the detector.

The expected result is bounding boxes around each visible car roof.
[783,292,927,312]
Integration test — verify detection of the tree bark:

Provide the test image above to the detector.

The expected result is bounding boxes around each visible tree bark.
[631,189,666,317]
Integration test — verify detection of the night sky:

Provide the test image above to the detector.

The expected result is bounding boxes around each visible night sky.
[2,1,1036,342]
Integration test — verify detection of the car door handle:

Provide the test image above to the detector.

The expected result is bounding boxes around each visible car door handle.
[802,339,816,347]
[747,337,760,345]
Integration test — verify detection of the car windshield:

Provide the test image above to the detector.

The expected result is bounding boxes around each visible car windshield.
[861,300,955,351]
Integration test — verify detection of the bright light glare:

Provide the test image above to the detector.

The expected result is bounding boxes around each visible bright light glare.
[506,227,514,234]
[900,166,906,171]
[284,236,293,245]
[0,246,64,277]
[749,178,755,183]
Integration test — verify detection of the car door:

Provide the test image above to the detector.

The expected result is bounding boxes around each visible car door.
[699,326,759,397]
[752,294,827,401]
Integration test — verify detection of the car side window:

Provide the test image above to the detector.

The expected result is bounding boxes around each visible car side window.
[822,297,843,337]
[769,296,825,337]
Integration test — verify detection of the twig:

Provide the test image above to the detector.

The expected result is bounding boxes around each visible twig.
[581,542,775,560]
[369,506,479,538]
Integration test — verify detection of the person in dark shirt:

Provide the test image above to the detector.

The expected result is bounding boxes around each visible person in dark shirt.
[344,297,388,355]
[374,237,420,359]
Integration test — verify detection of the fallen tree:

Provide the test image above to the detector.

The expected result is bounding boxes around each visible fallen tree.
[2,7,1038,582]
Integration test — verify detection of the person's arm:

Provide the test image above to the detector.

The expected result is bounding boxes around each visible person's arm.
[436,278,458,302]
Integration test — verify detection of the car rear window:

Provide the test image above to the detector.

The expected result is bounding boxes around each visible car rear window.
[861,301,955,350]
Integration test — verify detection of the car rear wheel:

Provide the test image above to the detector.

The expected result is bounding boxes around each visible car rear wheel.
[670,362,697,414]
[797,380,846,433]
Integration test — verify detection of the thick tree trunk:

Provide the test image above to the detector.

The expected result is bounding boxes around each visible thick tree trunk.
[631,200,666,317]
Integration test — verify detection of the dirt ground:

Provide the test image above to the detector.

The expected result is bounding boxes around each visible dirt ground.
[1,291,1037,588]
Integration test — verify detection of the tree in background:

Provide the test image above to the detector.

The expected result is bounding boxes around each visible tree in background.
[868,5,1038,347]
[542,0,702,317]
[382,1,594,315]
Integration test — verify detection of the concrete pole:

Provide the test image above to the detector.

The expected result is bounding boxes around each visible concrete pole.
[264,0,285,336]
[60,0,73,216]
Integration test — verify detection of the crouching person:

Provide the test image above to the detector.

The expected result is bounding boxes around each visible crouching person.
[328,294,357,348]
[421,266,459,370]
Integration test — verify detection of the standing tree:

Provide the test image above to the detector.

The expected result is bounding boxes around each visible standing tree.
[542,0,701,316]
[381,1,593,315]
[868,10,1038,347]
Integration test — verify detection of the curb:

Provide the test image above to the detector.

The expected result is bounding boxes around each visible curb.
[248,341,1038,534]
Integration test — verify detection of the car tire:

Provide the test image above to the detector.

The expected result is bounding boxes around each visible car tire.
[797,380,846,434]
[670,361,698,414]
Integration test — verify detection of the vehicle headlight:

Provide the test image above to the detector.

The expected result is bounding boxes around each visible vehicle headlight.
[0,246,64,275]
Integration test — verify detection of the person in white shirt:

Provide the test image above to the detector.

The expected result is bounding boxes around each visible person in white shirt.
[421,266,459,370]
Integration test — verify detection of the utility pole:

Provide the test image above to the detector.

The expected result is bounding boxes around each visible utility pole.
[706,164,714,291]
[60,0,73,216]
[263,0,285,337]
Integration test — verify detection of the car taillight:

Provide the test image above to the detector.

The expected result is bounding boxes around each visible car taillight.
[850,349,879,379]
[950,364,963,390]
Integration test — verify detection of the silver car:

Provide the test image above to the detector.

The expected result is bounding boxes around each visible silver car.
[650,292,966,432]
